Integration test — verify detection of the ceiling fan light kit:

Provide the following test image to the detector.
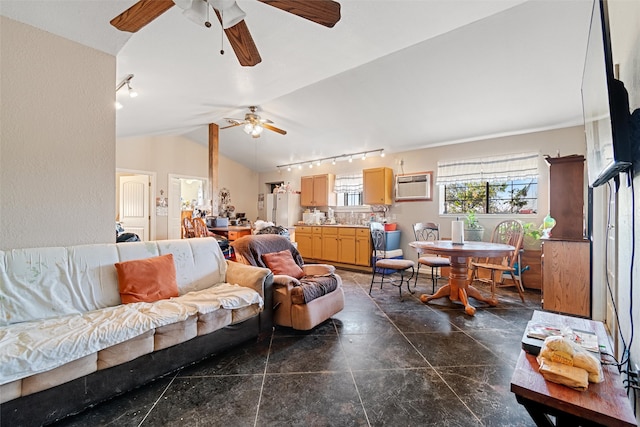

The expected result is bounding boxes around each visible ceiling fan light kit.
[222,106,287,138]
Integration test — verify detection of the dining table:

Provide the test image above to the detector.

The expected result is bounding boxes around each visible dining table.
[409,240,514,315]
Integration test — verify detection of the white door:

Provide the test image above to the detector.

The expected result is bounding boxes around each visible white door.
[119,175,150,240]
[168,177,182,240]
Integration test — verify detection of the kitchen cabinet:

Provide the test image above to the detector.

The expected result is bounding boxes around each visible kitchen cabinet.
[355,228,371,266]
[300,174,336,207]
[337,227,356,265]
[322,228,339,262]
[311,226,323,259]
[541,239,590,317]
[295,226,313,259]
[363,167,393,205]
[295,225,370,268]
[321,227,356,264]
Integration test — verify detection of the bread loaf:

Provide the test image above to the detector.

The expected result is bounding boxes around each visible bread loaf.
[537,357,589,391]
[539,335,604,384]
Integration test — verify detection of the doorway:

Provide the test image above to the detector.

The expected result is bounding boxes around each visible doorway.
[167,174,209,240]
[116,170,156,241]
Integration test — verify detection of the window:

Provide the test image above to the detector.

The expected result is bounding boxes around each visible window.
[443,179,538,214]
[334,173,363,207]
[437,152,539,215]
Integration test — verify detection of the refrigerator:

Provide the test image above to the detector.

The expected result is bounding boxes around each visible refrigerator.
[259,193,302,227]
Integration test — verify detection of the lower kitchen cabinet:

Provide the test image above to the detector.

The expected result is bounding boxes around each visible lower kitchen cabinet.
[295,226,313,259]
[295,226,370,268]
[355,228,371,266]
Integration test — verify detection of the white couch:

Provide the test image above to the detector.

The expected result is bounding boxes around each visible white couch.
[0,238,273,426]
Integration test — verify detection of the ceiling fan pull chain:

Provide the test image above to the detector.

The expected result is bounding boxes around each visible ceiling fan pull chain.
[204,0,212,28]
[219,9,225,55]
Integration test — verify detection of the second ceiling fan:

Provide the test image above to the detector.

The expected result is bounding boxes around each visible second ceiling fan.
[110,0,341,66]
[222,106,286,138]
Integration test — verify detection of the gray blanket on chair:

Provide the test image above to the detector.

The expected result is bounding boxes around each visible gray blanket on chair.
[231,234,338,303]
[231,234,304,268]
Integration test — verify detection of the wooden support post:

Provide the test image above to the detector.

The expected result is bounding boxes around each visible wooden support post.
[208,123,219,215]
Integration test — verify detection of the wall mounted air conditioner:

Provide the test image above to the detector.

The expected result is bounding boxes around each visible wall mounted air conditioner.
[395,172,433,201]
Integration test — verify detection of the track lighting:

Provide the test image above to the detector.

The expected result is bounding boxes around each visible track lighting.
[276,149,385,172]
[115,74,138,109]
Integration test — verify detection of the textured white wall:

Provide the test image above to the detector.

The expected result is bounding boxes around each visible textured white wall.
[0,17,115,249]
[116,134,258,239]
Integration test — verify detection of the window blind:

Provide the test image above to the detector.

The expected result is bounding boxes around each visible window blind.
[334,173,363,193]
[436,152,539,185]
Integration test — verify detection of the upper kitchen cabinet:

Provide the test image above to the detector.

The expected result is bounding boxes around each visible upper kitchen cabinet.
[300,174,336,207]
[363,167,393,205]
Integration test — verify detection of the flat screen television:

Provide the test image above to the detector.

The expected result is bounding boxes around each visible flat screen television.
[582,0,633,187]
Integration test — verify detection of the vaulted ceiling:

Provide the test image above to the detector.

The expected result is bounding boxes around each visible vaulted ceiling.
[1,0,594,172]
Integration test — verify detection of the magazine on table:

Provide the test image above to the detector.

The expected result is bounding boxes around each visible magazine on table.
[522,321,599,354]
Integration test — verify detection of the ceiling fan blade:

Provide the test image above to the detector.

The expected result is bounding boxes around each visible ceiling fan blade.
[258,0,341,28]
[263,123,287,135]
[220,122,243,130]
[215,13,261,66]
[110,0,175,32]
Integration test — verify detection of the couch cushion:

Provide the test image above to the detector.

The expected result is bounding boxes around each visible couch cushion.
[157,238,227,295]
[0,247,76,324]
[290,275,340,305]
[97,329,155,370]
[21,353,97,396]
[262,250,304,279]
[115,254,179,304]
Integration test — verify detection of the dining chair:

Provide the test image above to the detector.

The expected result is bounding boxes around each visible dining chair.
[470,219,525,302]
[412,222,451,293]
[182,217,196,238]
[369,222,415,297]
[192,217,216,238]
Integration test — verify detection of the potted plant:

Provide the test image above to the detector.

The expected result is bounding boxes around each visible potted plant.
[464,211,484,241]
[522,222,543,250]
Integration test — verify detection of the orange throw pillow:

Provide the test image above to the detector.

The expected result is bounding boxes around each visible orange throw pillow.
[115,254,179,304]
[262,250,305,279]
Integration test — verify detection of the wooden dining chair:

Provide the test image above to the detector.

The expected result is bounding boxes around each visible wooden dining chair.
[182,217,196,238]
[192,217,216,238]
[470,220,525,302]
[369,222,415,298]
[412,222,451,293]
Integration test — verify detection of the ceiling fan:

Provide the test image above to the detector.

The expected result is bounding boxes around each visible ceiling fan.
[110,0,341,67]
[221,106,287,138]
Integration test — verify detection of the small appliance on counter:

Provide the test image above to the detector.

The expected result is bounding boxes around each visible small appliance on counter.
[302,211,326,225]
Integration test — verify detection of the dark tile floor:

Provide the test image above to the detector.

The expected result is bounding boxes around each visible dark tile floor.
[53,270,541,427]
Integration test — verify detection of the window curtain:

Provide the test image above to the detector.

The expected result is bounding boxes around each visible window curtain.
[436,152,539,185]
[334,173,363,193]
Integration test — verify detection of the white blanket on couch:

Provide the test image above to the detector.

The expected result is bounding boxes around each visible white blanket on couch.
[0,283,263,385]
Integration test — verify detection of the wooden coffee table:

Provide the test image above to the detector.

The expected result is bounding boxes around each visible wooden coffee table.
[409,240,514,315]
[511,310,636,426]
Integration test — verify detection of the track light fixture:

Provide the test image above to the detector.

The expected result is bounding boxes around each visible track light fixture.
[276,149,385,172]
[115,74,138,109]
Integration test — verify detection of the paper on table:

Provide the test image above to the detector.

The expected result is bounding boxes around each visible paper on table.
[452,220,464,244]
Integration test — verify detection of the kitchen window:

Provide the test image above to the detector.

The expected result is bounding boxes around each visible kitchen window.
[335,173,363,207]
